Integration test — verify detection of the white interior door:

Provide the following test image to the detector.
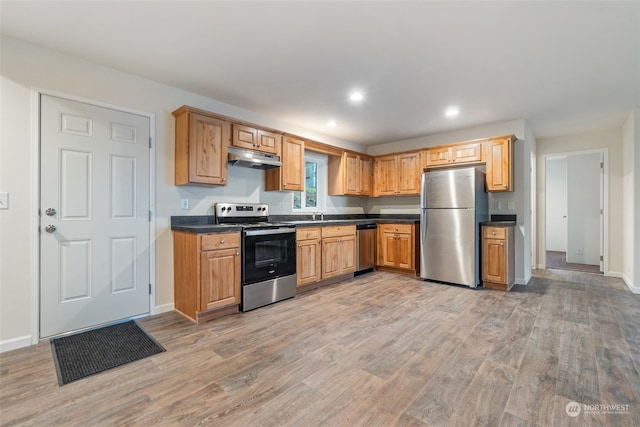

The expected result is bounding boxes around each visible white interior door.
[40,95,150,338]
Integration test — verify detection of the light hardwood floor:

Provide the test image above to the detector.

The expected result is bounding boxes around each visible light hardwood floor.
[1,270,639,426]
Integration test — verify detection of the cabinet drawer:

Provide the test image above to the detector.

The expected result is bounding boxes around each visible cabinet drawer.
[379,223,413,234]
[200,232,240,251]
[296,227,321,241]
[321,225,356,238]
[483,227,506,239]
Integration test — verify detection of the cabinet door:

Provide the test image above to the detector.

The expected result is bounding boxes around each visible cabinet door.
[256,129,281,154]
[188,113,229,185]
[486,138,512,191]
[232,123,258,150]
[359,156,373,196]
[344,152,360,195]
[321,237,340,279]
[281,136,304,191]
[451,142,482,163]
[339,234,357,274]
[378,231,399,267]
[396,152,420,195]
[483,238,506,283]
[200,248,240,312]
[396,232,413,269]
[425,147,450,166]
[297,239,321,286]
[373,155,397,196]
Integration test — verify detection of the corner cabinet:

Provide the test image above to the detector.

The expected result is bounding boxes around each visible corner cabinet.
[321,225,356,279]
[232,123,281,155]
[373,151,421,196]
[296,227,322,286]
[265,135,305,191]
[173,231,241,322]
[481,225,515,291]
[328,151,373,196]
[485,136,513,192]
[377,223,418,275]
[173,106,230,186]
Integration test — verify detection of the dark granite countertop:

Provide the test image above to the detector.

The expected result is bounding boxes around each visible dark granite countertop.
[171,214,420,233]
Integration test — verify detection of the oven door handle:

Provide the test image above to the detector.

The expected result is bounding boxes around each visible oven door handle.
[244,228,296,236]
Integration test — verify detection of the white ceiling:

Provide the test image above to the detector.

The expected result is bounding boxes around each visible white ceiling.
[2,1,639,145]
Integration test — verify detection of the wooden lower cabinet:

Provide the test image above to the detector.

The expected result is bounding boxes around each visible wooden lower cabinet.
[377,223,418,275]
[173,231,241,322]
[482,225,515,291]
[296,227,322,286]
[321,225,356,279]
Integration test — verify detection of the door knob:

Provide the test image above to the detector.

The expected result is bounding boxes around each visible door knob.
[45,224,56,233]
[45,208,57,216]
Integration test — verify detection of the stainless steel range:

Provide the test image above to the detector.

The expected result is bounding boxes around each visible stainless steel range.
[215,203,296,311]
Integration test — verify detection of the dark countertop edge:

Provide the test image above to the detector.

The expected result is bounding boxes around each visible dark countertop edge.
[171,224,242,233]
[481,221,517,226]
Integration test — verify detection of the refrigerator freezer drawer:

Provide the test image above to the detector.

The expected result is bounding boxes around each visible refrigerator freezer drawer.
[420,208,479,287]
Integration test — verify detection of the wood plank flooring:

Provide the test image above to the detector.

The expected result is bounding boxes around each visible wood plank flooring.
[1,269,639,426]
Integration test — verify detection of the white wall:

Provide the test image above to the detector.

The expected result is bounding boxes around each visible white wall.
[536,128,623,275]
[365,119,534,285]
[545,157,567,252]
[622,110,639,292]
[566,153,601,265]
[0,36,365,348]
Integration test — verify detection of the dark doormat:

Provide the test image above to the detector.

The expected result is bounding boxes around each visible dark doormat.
[50,320,165,386]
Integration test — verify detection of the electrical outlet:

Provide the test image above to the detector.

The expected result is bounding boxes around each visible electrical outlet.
[507,201,515,210]
[577,247,583,255]
[181,199,189,210]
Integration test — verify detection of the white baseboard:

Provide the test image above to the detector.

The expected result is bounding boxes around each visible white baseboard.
[0,335,33,353]
[619,273,639,294]
[153,302,175,315]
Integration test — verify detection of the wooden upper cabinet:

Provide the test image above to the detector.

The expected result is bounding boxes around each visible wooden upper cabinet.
[423,142,482,167]
[173,106,230,186]
[373,151,421,196]
[265,136,304,191]
[485,137,513,192]
[328,151,372,196]
[232,123,281,154]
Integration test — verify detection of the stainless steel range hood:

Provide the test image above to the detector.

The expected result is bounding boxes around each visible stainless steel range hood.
[228,146,282,170]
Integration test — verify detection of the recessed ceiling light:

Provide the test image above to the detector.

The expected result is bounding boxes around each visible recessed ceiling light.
[327,120,338,127]
[445,107,460,118]
[349,92,364,102]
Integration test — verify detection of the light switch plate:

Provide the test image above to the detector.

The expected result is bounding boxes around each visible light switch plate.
[0,192,8,210]
[181,199,189,210]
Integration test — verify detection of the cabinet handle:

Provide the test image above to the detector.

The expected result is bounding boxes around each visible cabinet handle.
[220,239,225,244]
[500,243,504,246]
[221,178,226,182]
[491,231,496,235]
[236,252,240,256]
[298,244,301,247]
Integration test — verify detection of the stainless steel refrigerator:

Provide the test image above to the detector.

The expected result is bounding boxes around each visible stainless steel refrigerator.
[420,167,488,288]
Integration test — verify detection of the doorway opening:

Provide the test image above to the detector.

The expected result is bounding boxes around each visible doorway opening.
[544,151,604,274]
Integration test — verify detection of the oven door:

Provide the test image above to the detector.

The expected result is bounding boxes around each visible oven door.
[243,228,296,285]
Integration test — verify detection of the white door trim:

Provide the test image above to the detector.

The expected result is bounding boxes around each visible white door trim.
[30,89,156,344]
[540,148,609,274]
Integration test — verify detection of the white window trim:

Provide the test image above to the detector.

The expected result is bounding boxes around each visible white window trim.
[293,151,327,212]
